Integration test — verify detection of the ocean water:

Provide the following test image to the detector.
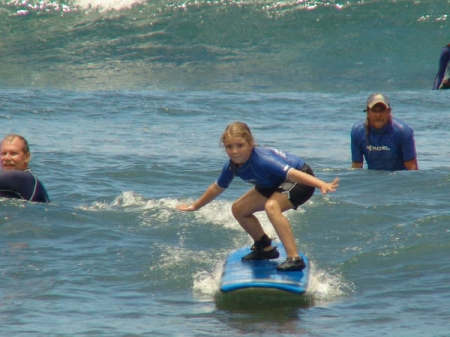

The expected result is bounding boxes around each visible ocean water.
[1,0,450,336]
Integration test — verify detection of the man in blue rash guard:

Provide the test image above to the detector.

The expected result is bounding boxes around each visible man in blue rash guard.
[433,43,450,90]
[177,122,339,272]
[0,134,49,203]
[351,93,418,171]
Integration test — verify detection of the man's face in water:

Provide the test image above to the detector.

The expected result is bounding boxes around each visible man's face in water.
[367,103,391,130]
[0,137,30,171]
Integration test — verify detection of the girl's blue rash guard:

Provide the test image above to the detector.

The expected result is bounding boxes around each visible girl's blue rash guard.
[216,146,305,189]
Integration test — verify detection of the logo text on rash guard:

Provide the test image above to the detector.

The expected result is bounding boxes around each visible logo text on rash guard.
[367,145,390,151]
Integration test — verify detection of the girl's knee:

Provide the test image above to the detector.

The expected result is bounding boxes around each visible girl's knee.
[231,201,243,218]
[232,200,256,219]
[264,199,282,215]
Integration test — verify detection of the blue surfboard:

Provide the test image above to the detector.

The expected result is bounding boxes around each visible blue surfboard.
[220,244,310,295]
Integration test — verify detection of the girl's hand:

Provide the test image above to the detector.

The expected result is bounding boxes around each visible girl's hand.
[320,177,339,194]
[176,204,197,212]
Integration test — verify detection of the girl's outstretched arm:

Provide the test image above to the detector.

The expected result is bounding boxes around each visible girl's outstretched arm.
[287,169,339,194]
[176,182,225,211]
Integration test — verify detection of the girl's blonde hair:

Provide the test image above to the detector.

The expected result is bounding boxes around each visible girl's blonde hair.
[220,122,254,146]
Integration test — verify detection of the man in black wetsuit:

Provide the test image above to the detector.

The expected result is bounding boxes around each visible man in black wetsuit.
[0,134,49,202]
[433,43,450,90]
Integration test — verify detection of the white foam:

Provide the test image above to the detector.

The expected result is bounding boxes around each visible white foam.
[192,263,222,298]
[74,0,146,12]
[307,261,355,304]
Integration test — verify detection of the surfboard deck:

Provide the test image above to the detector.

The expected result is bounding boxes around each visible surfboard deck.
[219,244,309,295]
